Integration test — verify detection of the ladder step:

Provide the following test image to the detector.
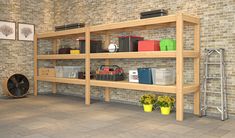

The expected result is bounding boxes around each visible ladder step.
[201,105,224,109]
[201,92,223,94]
[205,48,225,51]
[204,62,222,65]
[204,76,221,79]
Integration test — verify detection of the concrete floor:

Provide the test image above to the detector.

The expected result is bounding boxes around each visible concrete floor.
[0,94,234,138]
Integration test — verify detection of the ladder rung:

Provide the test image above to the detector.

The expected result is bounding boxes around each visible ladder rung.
[205,76,221,79]
[205,48,225,51]
[204,62,222,65]
[202,105,223,109]
[201,92,223,94]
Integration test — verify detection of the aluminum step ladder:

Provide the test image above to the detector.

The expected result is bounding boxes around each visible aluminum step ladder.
[201,48,228,120]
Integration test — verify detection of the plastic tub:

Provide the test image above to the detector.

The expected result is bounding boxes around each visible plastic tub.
[55,66,82,78]
[151,68,175,85]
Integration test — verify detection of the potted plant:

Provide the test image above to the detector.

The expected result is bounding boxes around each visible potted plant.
[139,94,156,112]
[157,96,175,115]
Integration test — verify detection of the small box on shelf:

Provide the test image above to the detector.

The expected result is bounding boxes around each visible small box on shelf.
[137,68,153,84]
[138,40,160,51]
[70,50,80,54]
[160,39,176,51]
[55,66,82,78]
[39,68,55,77]
[129,70,139,83]
[118,36,144,52]
[79,39,102,53]
[151,68,176,85]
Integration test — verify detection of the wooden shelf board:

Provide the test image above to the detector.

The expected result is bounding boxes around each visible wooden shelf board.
[37,54,86,60]
[183,51,200,58]
[37,28,85,39]
[90,15,177,32]
[90,80,176,93]
[183,84,200,94]
[92,23,176,35]
[182,14,200,25]
[37,76,86,85]
[90,51,199,59]
[37,76,198,94]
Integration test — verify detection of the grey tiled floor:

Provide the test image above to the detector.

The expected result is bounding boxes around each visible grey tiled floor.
[0,94,234,138]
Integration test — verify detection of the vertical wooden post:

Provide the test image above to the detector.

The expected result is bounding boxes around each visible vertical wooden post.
[52,39,58,94]
[34,34,38,96]
[176,13,184,121]
[104,32,110,102]
[194,24,200,115]
[85,27,91,105]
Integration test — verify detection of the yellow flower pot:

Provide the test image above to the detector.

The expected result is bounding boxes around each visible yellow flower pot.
[160,107,171,115]
[143,104,153,112]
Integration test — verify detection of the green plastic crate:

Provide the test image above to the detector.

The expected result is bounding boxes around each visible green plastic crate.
[160,39,176,51]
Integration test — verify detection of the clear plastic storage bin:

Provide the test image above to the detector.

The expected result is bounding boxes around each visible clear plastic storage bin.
[55,66,82,78]
[55,66,63,78]
[151,68,176,85]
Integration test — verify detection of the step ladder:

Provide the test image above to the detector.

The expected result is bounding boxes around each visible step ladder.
[201,48,228,120]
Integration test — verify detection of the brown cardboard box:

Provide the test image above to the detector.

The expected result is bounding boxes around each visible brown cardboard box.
[39,68,55,77]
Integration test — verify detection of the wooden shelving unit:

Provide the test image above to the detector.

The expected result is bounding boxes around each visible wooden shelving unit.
[34,13,200,121]
[37,54,86,60]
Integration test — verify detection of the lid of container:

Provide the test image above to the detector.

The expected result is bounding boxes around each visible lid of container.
[140,9,168,16]
[118,35,143,38]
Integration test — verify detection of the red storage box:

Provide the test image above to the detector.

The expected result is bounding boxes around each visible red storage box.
[138,40,160,51]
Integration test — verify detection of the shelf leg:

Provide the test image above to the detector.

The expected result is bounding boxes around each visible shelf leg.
[176,93,184,121]
[194,24,200,115]
[104,88,110,102]
[194,91,200,115]
[34,78,38,96]
[52,39,58,94]
[34,34,38,96]
[85,28,91,105]
[104,32,110,102]
[176,13,184,121]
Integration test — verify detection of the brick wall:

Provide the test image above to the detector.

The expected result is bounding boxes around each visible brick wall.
[52,0,235,116]
[1,0,234,116]
[0,0,55,95]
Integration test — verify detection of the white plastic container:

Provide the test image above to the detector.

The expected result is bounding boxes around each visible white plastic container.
[129,70,139,83]
[151,68,176,85]
[55,66,63,78]
[55,66,82,78]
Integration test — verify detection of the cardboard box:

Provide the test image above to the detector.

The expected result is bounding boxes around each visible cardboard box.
[138,40,160,51]
[39,68,55,77]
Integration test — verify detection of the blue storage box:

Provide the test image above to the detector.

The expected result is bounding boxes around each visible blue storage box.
[137,68,153,84]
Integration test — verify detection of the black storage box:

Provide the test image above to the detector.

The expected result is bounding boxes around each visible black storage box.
[137,68,153,84]
[58,48,72,54]
[55,23,85,31]
[140,9,168,19]
[78,72,95,79]
[79,39,103,53]
[118,36,144,52]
